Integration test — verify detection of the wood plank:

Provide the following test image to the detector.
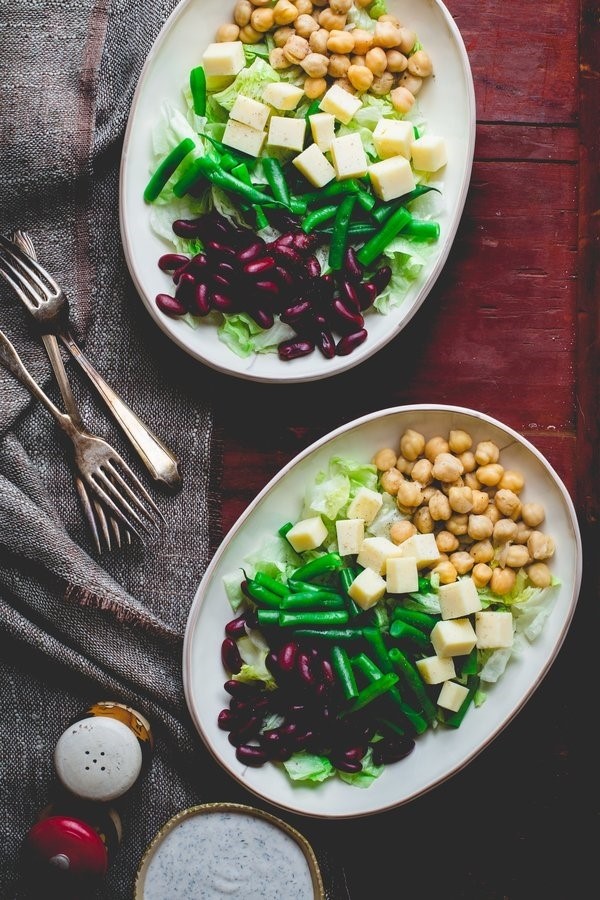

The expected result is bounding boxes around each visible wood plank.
[475,124,578,162]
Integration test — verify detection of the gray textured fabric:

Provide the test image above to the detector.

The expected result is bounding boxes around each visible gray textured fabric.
[0,1,347,897]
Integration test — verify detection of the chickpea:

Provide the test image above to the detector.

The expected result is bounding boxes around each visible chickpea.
[396,479,423,508]
[390,519,417,545]
[234,0,253,26]
[249,0,271,5]
[505,544,530,569]
[283,33,310,63]
[483,503,501,525]
[373,22,403,49]
[397,72,423,95]
[329,0,352,12]
[468,514,494,541]
[334,77,356,93]
[328,53,350,78]
[475,440,500,466]
[407,49,433,77]
[424,435,450,463]
[397,26,417,54]
[216,23,240,41]
[380,467,403,496]
[365,46,388,76]
[352,28,374,55]
[436,530,459,554]
[269,47,292,68]
[351,54,367,67]
[327,29,355,54]
[239,23,262,43]
[514,521,532,544]
[318,8,346,30]
[469,539,494,564]
[250,7,275,31]
[390,85,415,113]
[446,513,468,536]
[431,560,458,584]
[498,469,525,493]
[421,485,436,503]
[526,562,552,588]
[385,49,408,73]
[490,566,517,596]
[411,458,433,486]
[301,51,329,77]
[527,531,555,561]
[495,488,521,520]
[304,76,327,98]
[429,490,451,521]
[432,452,464,483]
[470,490,489,514]
[295,13,319,37]
[373,448,397,471]
[448,485,473,514]
[477,463,504,487]
[493,518,518,544]
[399,428,425,462]
[312,0,329,6]
[448,429,472,454]
[378,13,401,25]
[273,0,299,25]
[370,71,394,95]
[450,551,475,575]
[346,64,373,92]
[463,472,481,491]
[413,506,434,534]
[273,25,295,47]
[458,450,476,473]
[309,28,329,54]
[353,0,372,6]
[294,0,314,13]
[521,502,545,528]
[472,563,493,588]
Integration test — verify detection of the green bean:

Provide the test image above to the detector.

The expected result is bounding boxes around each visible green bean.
[189,65,207,116]
[291,628,365,641]
[291,553,344,582]
[355,190,376,212]
[288,580,341,597]
[328,194,357,271]
[243,579,282,609]
[356,205,411,267]
[388,647,437,725]
[191,156,282,206]
[278,522,294,538]
[331,645,359,700]
[279,610,349,628]
[280,593,346,611]
[143,138,196,202]
[342,673,399,715]
[389,618,433,650]
[304,99,321,125]
[391,606,439,633]
[301,204,338,234]
[300,179,362,205]
[219,152,240,172]
[338,567,361,617]
[439,676,479,728]
[262,157,292,208]
[253,572,289,598]
[352,647,429,734]
[172,154,216,198]
[403,219,440,241]
[370,185,440,225]
[256,609,280,627]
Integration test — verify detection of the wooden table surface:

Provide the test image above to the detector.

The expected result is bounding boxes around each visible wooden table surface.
[207,1,598,896]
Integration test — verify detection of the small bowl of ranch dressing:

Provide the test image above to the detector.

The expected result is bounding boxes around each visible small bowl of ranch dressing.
[134,803,325,899]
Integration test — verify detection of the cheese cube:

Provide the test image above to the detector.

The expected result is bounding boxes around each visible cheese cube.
[348,567,387,610]
[411,135,448,172]
[335,519,364,557]
[319,84,362,125]
[357,536,403,575]
[386,557,419,594]
[438,578,482,620]
[222,119,266,158]
[293,143,335,188]
[416,655,456,685]
[437,680,470,712]
[430,618,477,658]
[373,118,414,160]
[262,82,304,111]
[309,113,336,152]
[397,533,441,569]
[285,516,328,553]
[267,116,306,152]
[330,133,369,180]
[202,41,246,77]
[368,155,416,202]
[346,487,383,525]
[475,610,514,649]
[229,95,270,131]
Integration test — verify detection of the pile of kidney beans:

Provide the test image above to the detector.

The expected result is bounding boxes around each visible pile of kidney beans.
[219,609,415,774]
[155,211,391,361]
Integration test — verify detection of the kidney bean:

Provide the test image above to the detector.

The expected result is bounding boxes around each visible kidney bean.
[187,252,209,275]
[332,758,362,773]
[224,679,264,698]
[229,715,263,744]
[291,232,320,255]
[158,253,189,272]
[358,281,378,310]
[212,274,232,292]
[341,745,367,762]
[155,293,186,317]
[193,282,212,317]
[316,328,336,359]
[278,641,299,674]
[305,256,321,279]
[272,232,295,249]
[297,651,315,687]
[280,301,313,328]
[211,292,235,313]
[238,241,266,264]
[320,658,335,687]
[340,279,361,312]
[343,246,363,281]
[217,708,236,731]
[254,280,280,300]
[278,339,315,360]
[235,744,268,767]
[278,721,299,739]
[175,271,196,308]
[225,614,249,640]
[221,637,243,674]
[172,217,204,238]
[243,256,276,276]
[206,240,237,261]
[372,737,416,766]
[274,266,295,289]
[271,244,305,268]
[331,298,365,332]
[336,329,368,356]
[371,264,392,293]
[249,308,274,330]
[229,697,252,715]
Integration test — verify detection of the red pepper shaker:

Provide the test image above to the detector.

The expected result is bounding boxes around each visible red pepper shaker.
[24,815,108,897]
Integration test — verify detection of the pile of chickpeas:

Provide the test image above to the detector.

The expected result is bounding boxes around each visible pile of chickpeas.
[372,428,556,596]
[214,0,433,112]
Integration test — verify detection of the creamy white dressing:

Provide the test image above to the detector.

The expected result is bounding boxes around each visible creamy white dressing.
[141,809,318,899]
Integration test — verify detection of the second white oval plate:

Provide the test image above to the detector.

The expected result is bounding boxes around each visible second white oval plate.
[120,0,476,383]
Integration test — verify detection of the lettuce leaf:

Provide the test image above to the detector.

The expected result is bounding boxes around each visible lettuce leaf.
[213,57,281,111]
[338,747,384,787]
[218,313,295,359]
[282,752,336,783]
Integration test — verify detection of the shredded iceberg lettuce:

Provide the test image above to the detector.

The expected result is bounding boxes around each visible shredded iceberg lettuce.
[282,752,335,783]
[212,57,281,111]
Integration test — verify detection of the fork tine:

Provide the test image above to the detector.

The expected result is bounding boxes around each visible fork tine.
[109,455,165,524]
[75,476,102,554]
[95,468,153,534]
[0,257,41,311]
[0,234,61,295]
[105,459,162,528]
[93,498,113,551]
[0,242,52,304]
[86,475,145,542]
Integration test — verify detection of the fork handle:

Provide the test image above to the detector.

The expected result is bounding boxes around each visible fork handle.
[41,333,85,430]
[60,330,182,490]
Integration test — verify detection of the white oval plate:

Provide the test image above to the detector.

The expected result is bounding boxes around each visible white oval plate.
[183,406,582,819]
[120,0,476,383]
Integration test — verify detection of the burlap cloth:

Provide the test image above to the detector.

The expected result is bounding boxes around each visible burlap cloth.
[0,1,348,896]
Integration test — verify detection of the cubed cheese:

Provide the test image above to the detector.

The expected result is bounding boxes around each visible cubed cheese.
[330,133,369,180]
[357,536,403,575]
[335,519,365,557]
[202,41,246,77]
[309,113,336,152]
[263,82,304,110]
[229,95,270,131]
[319,84,362,125]
[438,578,482,620]
[368,155,416,202]
[346,487,383,525]
[411,134,448,172]
[475,610,514,649]
[437,680,470,712]
[397,533,441,569]
[292,143,336,188]
[386,556,419,594]
[430,618,477,657]
[348,567,387,610]
[416,654,456,685]
[373,118,414,160]
[222,119,266,158]
[267,116,306,152]
[285,516,328,553]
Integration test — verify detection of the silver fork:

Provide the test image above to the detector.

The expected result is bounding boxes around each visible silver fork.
[0,328,163,542]
[5,230,129,553]
[0,233,182,491]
